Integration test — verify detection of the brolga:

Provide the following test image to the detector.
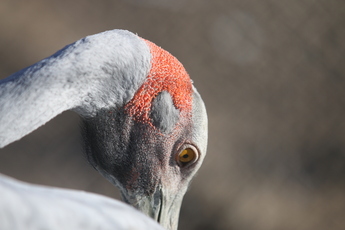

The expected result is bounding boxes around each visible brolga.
[0,30,208,230]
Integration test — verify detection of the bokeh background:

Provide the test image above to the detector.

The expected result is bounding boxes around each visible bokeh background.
[1,0,345,229]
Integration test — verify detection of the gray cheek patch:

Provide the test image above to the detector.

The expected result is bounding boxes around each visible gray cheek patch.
[150,91,179,133]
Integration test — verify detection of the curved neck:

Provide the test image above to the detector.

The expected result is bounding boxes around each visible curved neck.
[0,30,151,148]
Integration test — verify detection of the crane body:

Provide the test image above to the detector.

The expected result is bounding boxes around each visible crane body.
[0,174,164,230]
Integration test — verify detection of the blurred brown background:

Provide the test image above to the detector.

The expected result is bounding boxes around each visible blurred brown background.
[1,0,345,229]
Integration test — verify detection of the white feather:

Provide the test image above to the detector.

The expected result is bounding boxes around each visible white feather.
[0,174,164,230]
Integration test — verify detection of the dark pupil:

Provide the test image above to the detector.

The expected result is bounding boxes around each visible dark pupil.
[183,154,189,158]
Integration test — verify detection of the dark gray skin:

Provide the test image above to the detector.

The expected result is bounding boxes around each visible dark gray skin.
[82,89,208,230]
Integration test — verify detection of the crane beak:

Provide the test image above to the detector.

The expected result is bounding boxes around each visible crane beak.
[123,186,183,230]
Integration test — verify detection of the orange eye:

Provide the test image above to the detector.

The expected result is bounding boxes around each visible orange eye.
[178,148,196,164]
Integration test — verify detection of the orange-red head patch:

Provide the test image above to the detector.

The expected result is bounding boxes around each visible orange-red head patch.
[124,39,192,126]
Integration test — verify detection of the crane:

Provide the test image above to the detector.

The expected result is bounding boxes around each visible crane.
[0,29,208,230]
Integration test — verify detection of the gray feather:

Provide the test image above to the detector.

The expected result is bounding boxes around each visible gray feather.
[150,91,179,134]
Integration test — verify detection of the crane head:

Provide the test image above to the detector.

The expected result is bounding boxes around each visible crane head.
[82,37,207,230]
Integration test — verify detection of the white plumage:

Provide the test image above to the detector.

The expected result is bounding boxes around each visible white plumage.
[0,174,164,230]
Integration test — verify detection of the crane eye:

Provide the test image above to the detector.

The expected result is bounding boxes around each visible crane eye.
[178,148,197,166]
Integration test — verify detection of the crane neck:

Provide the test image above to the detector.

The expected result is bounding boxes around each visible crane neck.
[0,30,151,148]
